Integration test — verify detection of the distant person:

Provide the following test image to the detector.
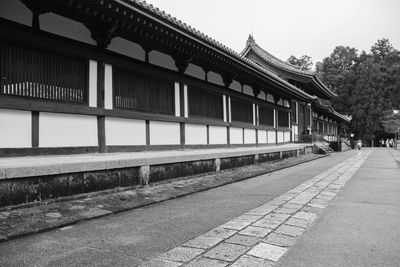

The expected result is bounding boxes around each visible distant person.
[386,139,390,148]
[389,139,393,148]
[357,140,362,150]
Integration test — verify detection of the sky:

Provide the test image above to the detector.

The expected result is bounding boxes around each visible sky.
[143,0,400,67]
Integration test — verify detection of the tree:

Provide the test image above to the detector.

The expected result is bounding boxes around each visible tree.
[287,55,313,71]
[316,39,400,145]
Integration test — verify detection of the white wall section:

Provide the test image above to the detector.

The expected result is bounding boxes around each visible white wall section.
[39,113,97,147]
[105,117,146,146]
[174,82,180,117]
[267,131,276,144]
[149,50,178,71]
[223,95,227,122]
[104,64,113,110]
[40,13,96,45]
[284,131,291,142]
[108,37,145,61]
[230,127,243,144]
[244,129,256,144]
[0,109,31,148]
[150,121,180,145]
[0,0,32,26]
[277,131,284,143]
[258,130,267,144]
[185,124,207,145]
[184,84,188,118]
[209,126,227,144]
[89,60,97,108]
[185,63,205,80]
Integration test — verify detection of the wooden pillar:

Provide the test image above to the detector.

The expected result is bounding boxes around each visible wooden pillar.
[31,111,39,148]
[97,61,106,153]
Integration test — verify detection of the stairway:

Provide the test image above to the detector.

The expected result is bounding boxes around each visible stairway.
[314,142,334,154]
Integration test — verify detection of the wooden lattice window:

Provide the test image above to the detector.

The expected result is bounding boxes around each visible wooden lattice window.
[113,67,174,115]
[188,86,223,119]
[259,105,274,126]
[231,98,253,123]
[0,41,88,103]
[277,110,289,128]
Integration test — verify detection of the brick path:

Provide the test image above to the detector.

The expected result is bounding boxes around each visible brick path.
[141,150,372,267]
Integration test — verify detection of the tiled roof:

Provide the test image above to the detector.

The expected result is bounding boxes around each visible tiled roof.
[117,0,317,101]
[240,35,316,77]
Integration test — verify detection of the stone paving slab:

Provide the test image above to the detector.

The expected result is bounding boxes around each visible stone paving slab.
[0,153,324,242]
[139,150,372,266]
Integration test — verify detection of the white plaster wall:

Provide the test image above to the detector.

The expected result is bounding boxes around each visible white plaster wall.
[185,124,207,145]
[277,99,284,106]
[184,84,188,118]
[104,64,113,109]
[230,127,243,144]
[209,126,227,145]
[89,60,97,108]
[185,63,205,80]
[258,91,266,101]
[0,0,32,26]
[258,130,267,144]
[284,131,291,142]
[223,95,227,122]
[292,125,298,141]
[243,85,254,96]
[244,129,256,144]
[150,121,180,145]
[267,131,276,144]
[108,37,145,61]
[149,50,178,71]
[41,13,96,45]
[207,71,224,86]
[39,113,97,147]
[229,80,242,92]
[0,109,31,148]
[105,117,146,146]
[266,94,275,103]
[277,131,284,143]
[174,82,180,117]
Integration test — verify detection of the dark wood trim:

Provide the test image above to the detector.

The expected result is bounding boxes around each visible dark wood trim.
[206,125,210,145]
[242,128,245,144]
[145,120,150,146]
[180,122,185,147]
[97,116,106,153]
[227,126,230,146]
[31,111,39,148]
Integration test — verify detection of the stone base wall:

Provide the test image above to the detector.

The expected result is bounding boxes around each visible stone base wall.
[0,147,312,207]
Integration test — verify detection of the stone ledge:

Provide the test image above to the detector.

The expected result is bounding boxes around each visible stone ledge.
[0,144,311,179]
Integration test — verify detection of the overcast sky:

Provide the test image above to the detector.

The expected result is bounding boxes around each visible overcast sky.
[144,0,400,67]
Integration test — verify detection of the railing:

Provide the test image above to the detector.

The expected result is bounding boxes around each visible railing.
[0,41,88,103]
[295,133,338,143]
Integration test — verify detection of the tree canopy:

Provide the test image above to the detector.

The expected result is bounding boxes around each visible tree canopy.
[316,38,400,144]
[287,55,313,71]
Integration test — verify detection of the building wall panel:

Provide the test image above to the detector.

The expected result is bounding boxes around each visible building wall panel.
[284,131,291,142]
[107,37,145,61]
[277,131,284,143]
[267,131,276,144]
[149,50,178,71]
[105,117,146,146]
[0,0,32,26]
[185,124,207,145]
[185,63,205,80]
[39,113,97,147]
[209,126,227,144]
[207,71,224,86]
[244,129,256,144]
[230,127,243,144]
[0,109,31,148]
[258,130,267,144]
[150,121,180,145]
[40,13,96,45]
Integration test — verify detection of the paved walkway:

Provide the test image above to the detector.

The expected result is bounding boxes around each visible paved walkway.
[140,150,373,266]
[0,153,322,242]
